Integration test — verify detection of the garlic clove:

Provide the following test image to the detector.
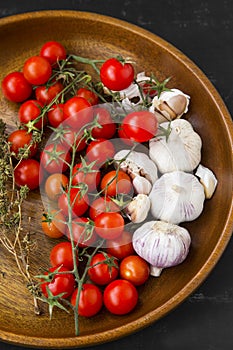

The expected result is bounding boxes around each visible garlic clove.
[126,193,151,223]
[195,164,218,199]
[132,175,152,195]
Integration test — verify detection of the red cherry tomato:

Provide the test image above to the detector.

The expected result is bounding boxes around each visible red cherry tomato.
[120,255,150,286]
[23,56,52,85]
[58,126,87,152]
[58,188,89,218]
[72,162,101,192]
[8,129,38,158]
[86,138,115,166]
[94,212,124,240]
[103,279,138,315]
[66,217,97,248]
[41,266,75,299]
[44,173,69,201]
[50,242,76,270]
[47,103,67,128]
[122,110,158,143]
[63,96,92,130]
[106,231,135,260]
[89,197,120,221]
[18,100,44,129]
[117,126,134,146]
[100,58,134,91]
[40,144,71,174]
[14,159,41,190]
[71,283,103,317]
[1,71,32,102]
[40,41,67,65]
[100,170,132,197]
[88,252,119,286]
[35,81,64,105]
[76,88,99,106]
[91,107,116,139]
[41,210,66,239]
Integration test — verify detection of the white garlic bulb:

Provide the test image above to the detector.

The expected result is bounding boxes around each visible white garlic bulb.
[132,220,191,276]
[195,164,218,199]
[149,171,205,224]
[149,88,190,121]
[149,119,202,173]
[126,194,151,223]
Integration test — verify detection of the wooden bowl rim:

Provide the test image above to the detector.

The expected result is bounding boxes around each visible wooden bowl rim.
[0,9,233,349]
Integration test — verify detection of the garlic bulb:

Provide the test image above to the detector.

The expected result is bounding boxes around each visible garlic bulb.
[195,164,218,199]
[126,194,151,223]
[114,149,158,194]
[149,119,202,173]
[132,220,191,276]
[149,171,205,224]
[149,88,190,121]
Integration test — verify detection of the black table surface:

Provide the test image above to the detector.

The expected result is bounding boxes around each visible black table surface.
[0,1,232,349]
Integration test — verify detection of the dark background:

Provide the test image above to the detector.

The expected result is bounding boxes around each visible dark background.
[0,0,232,349]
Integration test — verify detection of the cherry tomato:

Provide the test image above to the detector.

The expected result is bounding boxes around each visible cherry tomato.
[8,129,38,158]
[117,125,134,146]
[120,255,150,286]
[40,144,71,174]
[14,159,41,190]
[23,56,52,85]
[100,170,132,197]
[44,173,69,201]
[89,197,119,221]
[35,81,64,105]
[41,210,66,239]
[71,283,103,317]
[100,58,134,91]
[58,188,89,218]
[1,71,32,102]
[58,126,87,152]
[106,231,135,260]
[63,96,92,130]
[66,217,97,248]
[122,110,158,143]
[47,103,67,128]
[94,212,124,240]
[88,252,119,286]
[40,41,67,65]
[41,265,75,298]
[103,279,138,315]
[91,107,116,139]
[142,82,157,97]
[76,87,99,106]
[72,162,101,192]
[18,100,44,129]
[86,138,115,166]
[50,242,76,270]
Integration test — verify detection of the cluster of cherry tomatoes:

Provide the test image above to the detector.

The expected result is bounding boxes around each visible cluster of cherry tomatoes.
[2,41,158,317]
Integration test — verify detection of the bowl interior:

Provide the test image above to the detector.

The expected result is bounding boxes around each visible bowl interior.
[0,10,232,348]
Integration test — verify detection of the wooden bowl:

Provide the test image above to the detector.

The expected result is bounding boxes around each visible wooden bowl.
[0,10,232,348]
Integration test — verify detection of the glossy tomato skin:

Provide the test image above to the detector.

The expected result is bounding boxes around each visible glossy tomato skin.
[50,242,75,270]
[122,110,158,143]
[103,279,138,315]
[23,56,52,85]
[91,107,116,139]
[63,96,92,130]
[47,103,67,128]
[94,212,124,240]
[1,71,32,102]
[100,58,134,91]
[76,88,99,106]
[40,144,71,174]
[89,197,119,221]
[35,81,64,105]
[72,162,101,192]
[117,126,134,146]
[100,170,133,197]
[8,129,38,158]
[58,188,89,218]
[66,217,97,248]
[120,255,150,286]
[14,159,41,190]
[41,210,66,239]
[40,41,67,65]
[44,173,69,201]
[106,231,135,260]
[86,138,115,167]
[18,100,44,129]
[41,266,75,299]
[59,127,87,152]
[88,252,119,285]
[71,283,103,317]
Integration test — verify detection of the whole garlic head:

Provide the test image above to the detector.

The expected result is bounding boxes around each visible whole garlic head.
[149,171,205,224]
[126,194,151,223]
[149,88,190,121]
[149,119,202,173]
[132,220,191,276]
[195,164,218,199]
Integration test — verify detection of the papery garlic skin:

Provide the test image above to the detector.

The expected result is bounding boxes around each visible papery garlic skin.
[149,119,202,173]
[195,164,218,199]
[126,194,151,223]
[149,88,190,121]
[132,220,191,276]
[149,171,205,224]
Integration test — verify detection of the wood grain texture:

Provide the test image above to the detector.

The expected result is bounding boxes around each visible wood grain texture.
[0,9,232,349]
